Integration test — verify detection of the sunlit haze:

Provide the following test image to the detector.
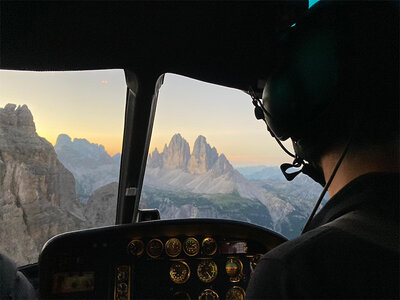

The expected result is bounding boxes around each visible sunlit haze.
[0,69,126,156]
[0,70,293,166]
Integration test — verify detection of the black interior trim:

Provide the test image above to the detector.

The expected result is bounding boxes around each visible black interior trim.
[116,71,164,224]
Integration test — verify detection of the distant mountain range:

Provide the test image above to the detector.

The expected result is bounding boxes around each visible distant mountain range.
[54,134,120,203]
[142,134,326,238]
[53,131,326,239]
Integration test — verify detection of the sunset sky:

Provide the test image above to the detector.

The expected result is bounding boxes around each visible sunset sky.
[0,70,294,167]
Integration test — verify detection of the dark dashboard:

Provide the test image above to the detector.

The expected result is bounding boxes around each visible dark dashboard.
[39,219,287,299]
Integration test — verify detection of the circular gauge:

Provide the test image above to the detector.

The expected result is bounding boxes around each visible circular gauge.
[197,260,218,283]
[127,239,144,256]
[225,286,245,300]
[199,289,219,300]
[173,291,191,299]
[225,257,243,282]
[146,239,163,258]
[183,237,200,256]
[201,237,217,256]
[169,261,191,284]
[166,238,182,257]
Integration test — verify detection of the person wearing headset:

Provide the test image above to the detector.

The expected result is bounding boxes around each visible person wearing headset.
[246,1,399,299]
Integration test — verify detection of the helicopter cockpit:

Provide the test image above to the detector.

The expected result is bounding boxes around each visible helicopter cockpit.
[1,1,398,299]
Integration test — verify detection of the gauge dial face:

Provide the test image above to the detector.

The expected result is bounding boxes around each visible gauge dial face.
[169,261,191,284]
[199,289,219,300]
[183,237,200,256]
[127,239,144,256]
[165,238,182,257]
[201,237,217,256]
[225,258,243,277]
[225,286,245,300]
[197,260,218,283]
[146,239,163,258]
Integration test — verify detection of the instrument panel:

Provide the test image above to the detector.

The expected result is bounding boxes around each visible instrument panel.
[39,219,287,299]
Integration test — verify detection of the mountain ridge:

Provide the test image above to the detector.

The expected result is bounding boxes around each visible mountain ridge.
[54,133,120,202]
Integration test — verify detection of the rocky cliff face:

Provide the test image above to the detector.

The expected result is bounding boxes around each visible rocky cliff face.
[187,135,218,174]
[162,134,191,170]
[54,134,120,202]
[84,182,118,227]
[0,104,86,265]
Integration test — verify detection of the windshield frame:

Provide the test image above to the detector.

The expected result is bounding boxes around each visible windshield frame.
[115,70,164,224]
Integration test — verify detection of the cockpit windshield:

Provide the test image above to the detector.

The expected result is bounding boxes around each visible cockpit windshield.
[0,69,126,266]
[0,70,326,267]
[141,74,325,239]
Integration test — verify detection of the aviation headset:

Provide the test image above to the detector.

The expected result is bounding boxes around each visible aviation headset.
[251,1,399,231]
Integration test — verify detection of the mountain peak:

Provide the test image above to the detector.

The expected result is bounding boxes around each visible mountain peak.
[163,133,190,169]
[55,134,72,147]
[0,103,36,134]
[210,153,234,177]
[55,134,112,165]
[147,133,233,177]
[148,147,163,168]
[187,135,218,174]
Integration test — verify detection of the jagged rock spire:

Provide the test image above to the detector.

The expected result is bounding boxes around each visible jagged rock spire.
[163,133,191,169]
[147,133,234,177]
[0,103,36,134]
[187,135,218,174]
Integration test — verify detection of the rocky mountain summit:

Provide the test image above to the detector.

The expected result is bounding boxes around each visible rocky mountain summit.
[0,104,86,265]
[144,134,294,228]
[55,134,120,203]
[147,134,233,176]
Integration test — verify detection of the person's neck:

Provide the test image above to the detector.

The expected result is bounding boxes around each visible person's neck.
[320,141,399,197]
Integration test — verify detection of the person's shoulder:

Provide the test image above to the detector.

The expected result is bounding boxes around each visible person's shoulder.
[246,226,361,299]
[246,227,338,299]
[262,225,337,263]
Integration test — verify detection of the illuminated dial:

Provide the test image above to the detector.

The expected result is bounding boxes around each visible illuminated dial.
[183,237,200,256]
[165,238,182,257]
[225,286,245,300]
[225,257,243,282]
[127,239,144,256]
[201,237,217,256]
[169,261,191,284]
[199,289,219,300]
[197,260,218,283]
[146,239,163,258]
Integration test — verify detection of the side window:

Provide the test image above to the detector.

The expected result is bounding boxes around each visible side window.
[0,69,126,266]
[141,74,325,239]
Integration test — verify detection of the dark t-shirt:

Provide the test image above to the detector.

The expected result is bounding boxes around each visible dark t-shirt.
[246,173,399,299]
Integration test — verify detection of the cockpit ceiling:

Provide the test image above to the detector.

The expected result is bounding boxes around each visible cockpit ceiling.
[1,1,308,90]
